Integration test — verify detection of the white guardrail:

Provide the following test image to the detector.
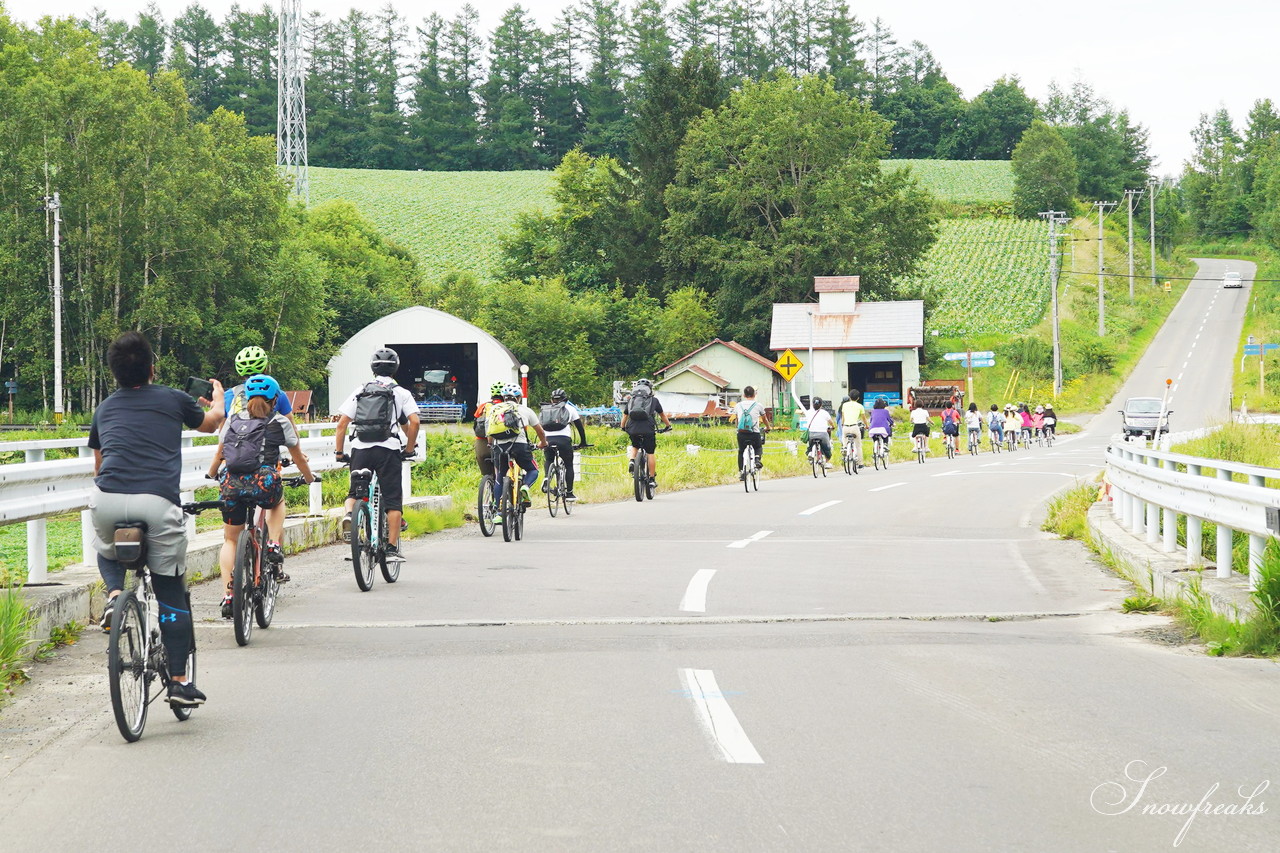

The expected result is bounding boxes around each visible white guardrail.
[1,424,426,584]
[1105,442,1280,589]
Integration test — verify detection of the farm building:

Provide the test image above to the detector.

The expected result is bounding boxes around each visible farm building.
[769,276,923,408]
[327,306,520,420]
[654,339,785,410]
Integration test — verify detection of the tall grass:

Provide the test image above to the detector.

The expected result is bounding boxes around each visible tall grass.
[1,585,35,696]
[1041,480,1102,540]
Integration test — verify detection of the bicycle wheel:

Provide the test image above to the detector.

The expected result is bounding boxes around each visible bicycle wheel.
[514,502,525,540]
[170,592,198,722]
[232,529,255,646]
[810,448,819,478]
[352,502,375,591]
[478,476,497,537]
[546,461,560,518]
[633,452,646,502]
[255,560,279,629]
[108,590,149,742]
[749,461,759,492]
[842,445,853,475]
[379,513,400,583]
[500,480,514,542]
[561,466,574,516]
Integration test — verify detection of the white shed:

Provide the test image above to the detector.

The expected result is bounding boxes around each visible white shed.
[326,306,520,417]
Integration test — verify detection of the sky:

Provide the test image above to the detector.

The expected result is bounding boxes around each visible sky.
[13,0,1279,175]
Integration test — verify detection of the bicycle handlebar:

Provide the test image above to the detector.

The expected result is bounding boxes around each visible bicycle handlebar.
[181,499,225,514]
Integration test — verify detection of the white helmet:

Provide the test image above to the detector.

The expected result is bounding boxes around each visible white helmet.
[502,382,521,400]
[1035,405,1044,413]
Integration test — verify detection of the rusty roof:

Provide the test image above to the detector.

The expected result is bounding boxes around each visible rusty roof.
[769,300,925,350]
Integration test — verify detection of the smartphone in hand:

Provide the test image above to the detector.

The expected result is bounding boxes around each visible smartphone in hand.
[184,376,214,401]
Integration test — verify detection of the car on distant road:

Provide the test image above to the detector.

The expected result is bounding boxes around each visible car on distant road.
[1223,271,1243,288]
[1119,397,1171,441]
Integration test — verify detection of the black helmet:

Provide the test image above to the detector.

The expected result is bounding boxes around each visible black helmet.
[371,347,399,377]
[551,388,567,402]
[812,397,824,410]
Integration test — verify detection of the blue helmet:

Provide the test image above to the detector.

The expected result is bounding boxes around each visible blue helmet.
[244,374,280,401]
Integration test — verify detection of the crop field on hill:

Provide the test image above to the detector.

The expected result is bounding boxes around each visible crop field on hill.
[311,161,1015,283]
[902,217,1046,335]
[310,168,555,281]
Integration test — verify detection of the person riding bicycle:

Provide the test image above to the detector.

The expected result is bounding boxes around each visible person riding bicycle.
[987,404,1004,445]
[731,385,771,474]
[334,348,420,561]
[473,381,506,479]
[487,382,548,506]
[910,400,932,454]
[964,402,983,450]
[1042,404,1058,440]
[803,397,835,469]
[868,396,894,451]
[540,388,587,501]
[1003,405,1022,446]
[225,345,293,418]
[212,374,316,618]
[88,331,224,707]
[837,392,867,467]
[621,379,672,488]
[940,401,961,451]
[1031,405,1046,441]
[1018,403,1035,444]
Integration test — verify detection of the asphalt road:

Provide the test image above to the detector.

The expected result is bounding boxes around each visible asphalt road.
[2,261,1277,853]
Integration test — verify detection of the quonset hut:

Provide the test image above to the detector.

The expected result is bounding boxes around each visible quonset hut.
[326,306,520,420]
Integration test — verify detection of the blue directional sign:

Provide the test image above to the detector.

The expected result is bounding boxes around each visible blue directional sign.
[963,358,996,368]
[1244,344,1279,356]
[943,351,995,361]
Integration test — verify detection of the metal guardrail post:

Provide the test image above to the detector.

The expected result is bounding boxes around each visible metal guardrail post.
[1248,473,1266,590]
[25,448,47,583]
[1186,463,1203,566]
[79,446,96,564]
[180,436,196,540]
[1144,452,1160,545]
[1162,458,1177,553]
[1216,468,1233,578]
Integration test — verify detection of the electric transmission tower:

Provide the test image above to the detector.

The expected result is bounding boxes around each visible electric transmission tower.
[277,0,308,202]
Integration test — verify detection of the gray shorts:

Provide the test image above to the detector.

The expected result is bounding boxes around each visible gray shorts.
[89,487,189,576]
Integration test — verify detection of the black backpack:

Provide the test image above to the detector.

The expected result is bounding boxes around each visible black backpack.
[353,381,397,442]
[540,402,571,431]
[223,415,271,475]
[627,391,655,424]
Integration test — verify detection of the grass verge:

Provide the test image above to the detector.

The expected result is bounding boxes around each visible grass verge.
[1,585,36,699]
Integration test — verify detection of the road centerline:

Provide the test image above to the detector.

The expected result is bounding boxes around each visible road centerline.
[727,530,774,549]
[679,668,763,764]
[679,569,717,613]
[869,482,907,492]
[798,500,841,516]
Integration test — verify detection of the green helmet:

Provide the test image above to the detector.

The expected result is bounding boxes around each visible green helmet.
[235,345,268,377]
[488,381,505,399]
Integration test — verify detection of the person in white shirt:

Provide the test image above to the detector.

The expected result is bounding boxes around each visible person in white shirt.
[804,397,835,469]
[910,401,932,454]
[964,402,983,451]
[731,385,771,473]
[488,382,548,506]
[334,348,420,560]
[539,388,586,501]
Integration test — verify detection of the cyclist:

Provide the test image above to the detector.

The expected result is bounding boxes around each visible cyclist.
[473,381,506,478]
[987,404,1004,445]
[867,396,894,454]
[540,388,587,501]
[1002,405,1022,449]
[488,382,548,506]
[964,402,983,452]
[1018,403,1035,445]
[909,399,932,455]
[803,397,835,469]
[225,345,293,418]
[1043,404,1058,440]
[621,378,672,488]
[88,331,224,707]
[940,400,961,454]
[731,385,771,473]
[1031,405,1046,442]
[837,392,867,468]
[334,348,420,561]
[212,374,316,618]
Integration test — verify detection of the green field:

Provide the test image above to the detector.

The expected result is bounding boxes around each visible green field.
[902,217,1046,335]
[310,161,1015,284]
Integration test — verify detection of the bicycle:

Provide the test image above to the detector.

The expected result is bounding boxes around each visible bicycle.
[944,431,957,460]
[740,442,759,492]
[342,457,401,590]
[106,499,222,743]
[967,429,981,455]
[841,429,862,475]
[807,436,828,478]
[989,428,1003,453]
[871,433,890,470]
[491,442,527,540]
[1005,428,1017,452]
[632,427,669,502]
[1020,428,1032,450]
[228,472,313,646]
[546,443,589,517]
[1044,426,1056,448]
[478,469,499,537]
[914,433,928,464]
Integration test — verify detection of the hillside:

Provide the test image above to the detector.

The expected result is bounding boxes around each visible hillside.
[883,159,1013,206]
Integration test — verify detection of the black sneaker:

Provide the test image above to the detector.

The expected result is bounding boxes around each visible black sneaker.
[565,492,577,502]
[627,460,635,474]
[265,542,284,564]
[167,681,206,707]
[385,543,404,561]
[273,567,291,584]
[220,595,233,620]
[100,594,119,632]
[648,477,657,489]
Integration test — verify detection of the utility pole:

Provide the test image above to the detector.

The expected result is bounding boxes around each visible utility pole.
[277,0,309,202]
[1095,200,1117,336]
[1125,188,1144,302]
[41,192,63,424]
[1148,178,1158,291]
[1039,210,1069,397]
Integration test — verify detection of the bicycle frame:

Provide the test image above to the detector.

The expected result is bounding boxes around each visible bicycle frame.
[353,468,384,553]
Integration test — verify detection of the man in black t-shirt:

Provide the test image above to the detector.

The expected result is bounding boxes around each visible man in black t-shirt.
[88,332,225,707]
[620,378,673,488]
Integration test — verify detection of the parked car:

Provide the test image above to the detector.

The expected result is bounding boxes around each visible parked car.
[1223,271,1243,288]
[1119,397,1171,441]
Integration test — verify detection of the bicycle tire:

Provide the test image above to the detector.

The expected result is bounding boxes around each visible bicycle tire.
[379,513,400,583]
[843,446,852,475]
[500,479,514,542]
[514,502,525,540]
[232,530,255,646]
[108,591,149,742]
[170,592,198,722]
[547,462,560,518]
[478,476,497,537]
[255,563,279,629]
[561,467,573,516]
[810,448,820,478]
[750,463,758,491]
[633,451,646,502]
[352,502,375,591]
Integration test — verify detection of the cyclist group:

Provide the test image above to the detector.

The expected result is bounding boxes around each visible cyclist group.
[907,398,1059,456]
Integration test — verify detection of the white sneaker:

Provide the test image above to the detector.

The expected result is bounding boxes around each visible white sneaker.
[823,461,834,470]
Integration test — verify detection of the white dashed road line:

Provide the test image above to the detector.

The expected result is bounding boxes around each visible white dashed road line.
[679,668,764,764]
[798,500,842,516]
[679,569,717,613]
[869,482,907,492]
[727,530,773,549]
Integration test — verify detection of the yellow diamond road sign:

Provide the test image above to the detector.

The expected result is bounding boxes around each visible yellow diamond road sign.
[775,349,804,383]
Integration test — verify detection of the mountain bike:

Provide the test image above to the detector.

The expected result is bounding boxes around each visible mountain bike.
[229,473,313,646]
[478,470,499,537]
[106,499,222,743]
[346,462,399,590]
[740,442,759,492]
[871,432,890,470]
[632,428,668,501]
[967,429,981,455]
[841,428,862,475]
[491,442,527,540]
[807,436,828,478]
[545,443,587,516]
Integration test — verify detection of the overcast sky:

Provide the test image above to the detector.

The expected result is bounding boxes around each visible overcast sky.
[14,0,1279,175]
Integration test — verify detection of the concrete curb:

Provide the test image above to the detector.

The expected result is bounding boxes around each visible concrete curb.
[1086,502,1255,620]
[18,495,451,657]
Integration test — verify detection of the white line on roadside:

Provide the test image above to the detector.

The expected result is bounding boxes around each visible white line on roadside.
[680,668,763,764]
[727,530,774,549]
[679,569,717,612]
[869,482,907,492]
[798,500,841,516]
[932,470,1077,479]
[1008,542,1049,595]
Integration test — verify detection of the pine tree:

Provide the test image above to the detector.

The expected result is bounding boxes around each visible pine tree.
[536,10,584,165]
[815,0,864,93]
[128,3,168,77]
[171,4,222,116]
[480,6,543,169]
[579,0,629,158]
